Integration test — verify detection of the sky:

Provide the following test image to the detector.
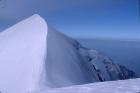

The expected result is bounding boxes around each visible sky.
[0,0,139,40]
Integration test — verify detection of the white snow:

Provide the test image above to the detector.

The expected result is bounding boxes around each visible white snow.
[38,78,140,93]
[0,14,96,93]
[45,26,96,88]
[0,14,48,93]
[0,14,139,93]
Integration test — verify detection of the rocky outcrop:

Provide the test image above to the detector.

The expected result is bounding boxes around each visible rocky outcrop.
[75,41,137,82]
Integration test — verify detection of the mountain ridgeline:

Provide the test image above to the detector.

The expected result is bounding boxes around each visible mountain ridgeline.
[0,15,137,93]
[47,25,137,88]
[76,41,137,81]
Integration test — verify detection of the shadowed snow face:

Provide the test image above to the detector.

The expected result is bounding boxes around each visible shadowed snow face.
[0,14,137,93]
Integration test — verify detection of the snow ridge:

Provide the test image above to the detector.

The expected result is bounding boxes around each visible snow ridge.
[45,23,137,89]
[39,78,140,93]
[0,14,48,93]
[0,14,137,93]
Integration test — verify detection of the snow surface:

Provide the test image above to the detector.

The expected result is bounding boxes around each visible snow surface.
[0,14,48,93]
[45,26,97,88]
[46,23,136,89]
[0,14,138,93]
[36,78,140,93]
[0,14,97,93]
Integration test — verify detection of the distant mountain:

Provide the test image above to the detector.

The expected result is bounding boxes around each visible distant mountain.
[0,14,137,93]
[78,43,137,81]
[78,38,140,77]
[46,18,137,87]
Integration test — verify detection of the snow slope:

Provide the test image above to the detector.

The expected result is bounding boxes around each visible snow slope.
[0,14,48,93]
[38,78,140,93]
[45,26,97,88]
[0,14,137,93]
[0,14,97,93]
[46,25,136,88]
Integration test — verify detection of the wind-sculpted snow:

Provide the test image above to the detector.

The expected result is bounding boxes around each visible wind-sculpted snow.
[0,14,48,93]
[37,78,140,93]
[0,14,137,93]
[46,26,136,88]
[45,26,97,88]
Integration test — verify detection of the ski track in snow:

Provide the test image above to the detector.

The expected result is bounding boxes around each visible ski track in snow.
[38,78,140,93]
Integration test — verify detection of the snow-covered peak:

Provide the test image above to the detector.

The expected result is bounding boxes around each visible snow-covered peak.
[0,14,48,93]
[0,14,137,93]
[0,14,48,35]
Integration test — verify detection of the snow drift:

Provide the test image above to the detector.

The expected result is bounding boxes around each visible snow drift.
[0,14,137,93]
[0,14,48,93]
[39,78,140,93]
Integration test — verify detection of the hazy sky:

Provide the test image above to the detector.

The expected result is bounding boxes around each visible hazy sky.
[0,0,139,39]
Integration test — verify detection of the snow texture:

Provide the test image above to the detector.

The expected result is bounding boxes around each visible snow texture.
[46,25,136,89]
[0,14,137,93]
[36,78,140,93]
[0,14,48,93]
